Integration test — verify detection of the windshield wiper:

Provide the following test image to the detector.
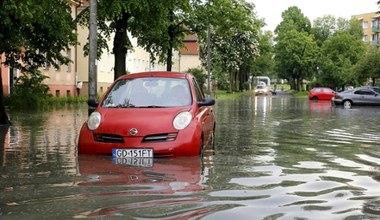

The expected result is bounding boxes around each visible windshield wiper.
[138,105,167,108]
[105,103,136,108]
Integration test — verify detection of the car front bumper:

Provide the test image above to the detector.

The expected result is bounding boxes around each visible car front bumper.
[77,123,202,157]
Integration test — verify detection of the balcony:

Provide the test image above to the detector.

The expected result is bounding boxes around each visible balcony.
[372,26,379,33]
[372,39,378,46]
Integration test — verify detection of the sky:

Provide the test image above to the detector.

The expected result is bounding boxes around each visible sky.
[250,0,379,31]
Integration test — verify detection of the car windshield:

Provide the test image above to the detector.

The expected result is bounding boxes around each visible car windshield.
[102,77,192,108]
[372,87,380,94]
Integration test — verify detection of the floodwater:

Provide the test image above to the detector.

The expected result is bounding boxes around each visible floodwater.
[2,93,380,219]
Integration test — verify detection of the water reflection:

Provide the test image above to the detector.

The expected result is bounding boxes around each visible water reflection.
[75,155,213,218]
[2,96,380,219]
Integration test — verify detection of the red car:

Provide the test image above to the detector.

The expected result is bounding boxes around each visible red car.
[78,71,216,157]
[308,87,335,100]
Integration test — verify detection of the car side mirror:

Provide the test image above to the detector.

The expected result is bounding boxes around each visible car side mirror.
[198,96,215,107]
[87,99,99,107]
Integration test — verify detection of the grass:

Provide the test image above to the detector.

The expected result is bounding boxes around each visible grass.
[212,90,250,100]
[46,95,88,104]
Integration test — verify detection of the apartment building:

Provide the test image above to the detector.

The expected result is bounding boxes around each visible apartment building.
[352,12,380,46]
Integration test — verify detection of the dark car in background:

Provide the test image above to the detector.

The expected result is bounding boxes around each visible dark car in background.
[308,87,335,100]
[332,86,380,109]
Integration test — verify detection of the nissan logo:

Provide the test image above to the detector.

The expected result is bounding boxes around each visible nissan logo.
[129,128,138,136]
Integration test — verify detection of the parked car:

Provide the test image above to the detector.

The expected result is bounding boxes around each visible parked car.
[78,71,216,157]
[309,87,335,100]
[332,86,380,109]
[255,85,270,96]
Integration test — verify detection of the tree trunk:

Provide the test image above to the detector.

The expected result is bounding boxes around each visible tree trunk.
[166,47,172,71]
[166,11,175,72]
[113,13,131,80]
[228,71,233,93]
[0,67,11,125]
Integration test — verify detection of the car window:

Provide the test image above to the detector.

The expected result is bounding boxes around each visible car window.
[372,87,380,94]
[192,77,205,101]
[102,77,192,107]
[354,89,375,95]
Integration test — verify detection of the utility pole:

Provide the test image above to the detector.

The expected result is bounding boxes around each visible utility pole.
[88,0,97,103]
[207,25,211,95]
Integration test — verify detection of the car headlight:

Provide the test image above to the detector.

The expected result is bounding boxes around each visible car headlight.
[173,111,192,130]
[87,111,101,130]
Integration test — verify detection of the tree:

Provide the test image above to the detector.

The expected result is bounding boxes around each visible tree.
[251,31,275,79]
[318,31,365,89]
[0,0,77,124]
[354,46,380,86]
[275,6,311,36]
[312,15,337,46]
[77,0,191,79]
[313,17,365,90]
[139,1,192,71]
[274,6,318,91]
[193,0,262,92]
[275,29,319,91]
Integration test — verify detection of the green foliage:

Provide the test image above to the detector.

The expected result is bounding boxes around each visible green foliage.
[312,15,337,46]
[8,69,51,109]
[354,45,380,86]
[0,0,77,123]
[274,6,318,91]
[317,31,365,89]
[0,0,77,71]
[251,31,275,78]
[274,9,366,91]
[77,0,191,76]
[186,68,207,89]
[275,6,311,36]
[194,0,263,92]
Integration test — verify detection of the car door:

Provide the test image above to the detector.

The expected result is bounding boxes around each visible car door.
[353,89,376,104]
[324,88,334,100]
[362,90,380,105]
[352,89,367,104]
[192,78,214,142]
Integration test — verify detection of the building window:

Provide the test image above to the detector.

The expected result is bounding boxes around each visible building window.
[55,90,60,97]
[372,20,378,28]
[66,90,71,96]
[363,21,368,29]
[363,35,368,42]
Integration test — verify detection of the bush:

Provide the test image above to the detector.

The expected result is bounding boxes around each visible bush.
[8,68,51,109]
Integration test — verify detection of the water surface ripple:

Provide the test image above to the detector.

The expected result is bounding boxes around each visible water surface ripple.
[1,95,380,219]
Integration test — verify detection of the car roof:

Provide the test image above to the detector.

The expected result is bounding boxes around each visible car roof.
[312,87,332,89]
[117,71,189,80]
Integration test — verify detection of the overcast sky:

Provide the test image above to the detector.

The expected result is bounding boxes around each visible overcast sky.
[250,0,379,31]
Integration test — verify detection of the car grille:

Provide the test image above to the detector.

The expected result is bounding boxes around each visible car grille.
[93,134,124,143]
[142,133,177,143]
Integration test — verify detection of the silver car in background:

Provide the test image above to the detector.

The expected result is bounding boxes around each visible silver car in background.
[332,86,380,109]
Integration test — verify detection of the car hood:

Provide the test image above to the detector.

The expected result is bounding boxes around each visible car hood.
[94,107,191,136]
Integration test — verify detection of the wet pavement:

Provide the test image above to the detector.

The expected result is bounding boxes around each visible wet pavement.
[1,94,380,219]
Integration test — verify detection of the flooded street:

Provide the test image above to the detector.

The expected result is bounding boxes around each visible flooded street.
[2,94,380,219]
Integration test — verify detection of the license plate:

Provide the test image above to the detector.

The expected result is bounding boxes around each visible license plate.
[112,157,153,167]
[112,148,153,158]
